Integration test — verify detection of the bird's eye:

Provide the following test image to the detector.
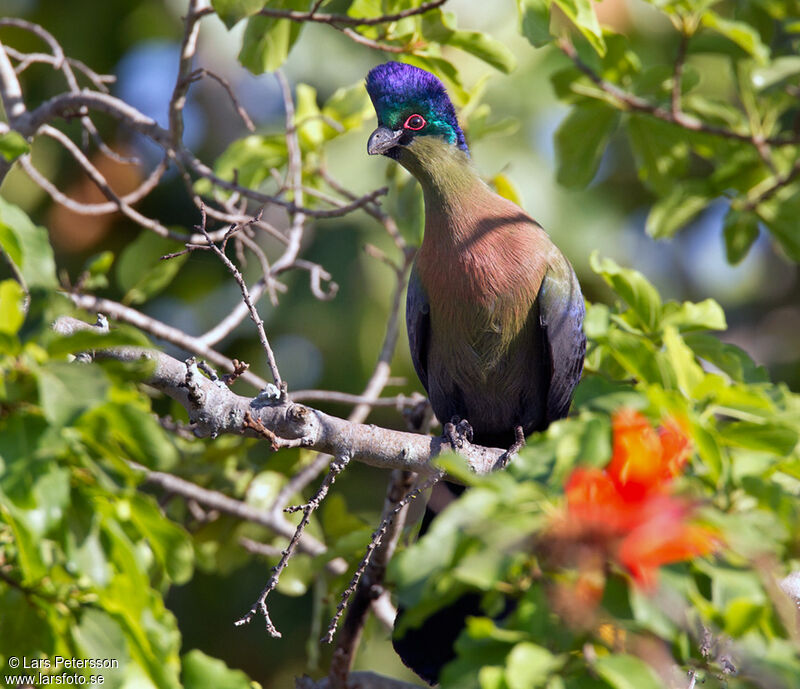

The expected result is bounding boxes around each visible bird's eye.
[403,114,426,131]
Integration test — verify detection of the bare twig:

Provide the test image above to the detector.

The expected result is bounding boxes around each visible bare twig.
[128,461,337,563]
[671,32,689,118]
[323,471,443,645]
[19,155,168,216]
[235,455,351,637]
[327,470,418,687]
[66,292,269,389]
[188,67,255,132]
[218,0,448,27]
[192,206,283,386]
[556,38,800,148]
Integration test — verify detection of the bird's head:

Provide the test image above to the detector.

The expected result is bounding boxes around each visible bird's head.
[365,62,469,163]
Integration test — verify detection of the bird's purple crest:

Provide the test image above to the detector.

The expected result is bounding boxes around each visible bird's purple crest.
[366,62,468,153]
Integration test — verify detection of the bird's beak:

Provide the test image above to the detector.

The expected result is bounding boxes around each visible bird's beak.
[368,126,403,155]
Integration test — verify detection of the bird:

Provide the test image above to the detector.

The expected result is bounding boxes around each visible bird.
[365,61,586,684]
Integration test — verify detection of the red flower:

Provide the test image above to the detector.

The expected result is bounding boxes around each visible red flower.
[562,409,717,590]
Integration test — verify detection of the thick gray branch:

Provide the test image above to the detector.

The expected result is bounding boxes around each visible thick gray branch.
[53,316,504,475]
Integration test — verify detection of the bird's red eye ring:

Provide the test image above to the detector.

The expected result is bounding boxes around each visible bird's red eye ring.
[403,114,426,131]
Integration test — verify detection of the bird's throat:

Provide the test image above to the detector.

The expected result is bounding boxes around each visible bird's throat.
[397,137,481,224]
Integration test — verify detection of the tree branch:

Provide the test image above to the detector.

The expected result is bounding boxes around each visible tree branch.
[52,316,505,475]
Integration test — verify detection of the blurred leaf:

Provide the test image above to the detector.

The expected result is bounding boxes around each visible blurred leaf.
[117,232,188,305]
[555,103,618,189]
[589,253,662,332]
[752,56,800,90]
[758,189,800,261]
[701,11,770,64]
[0,195,58,289]
[492,174,523,206]
[645,181,713,239]
[0,279,25,335]
[0,130,30,162]
[683,332,769,383]
[505,643,563,689]
[719,421,798,455]
[663,325,705,395]
[553,0,606,56]
[422,10,516,73]
[47,327,150,358]
[296,83,325,149]
[181,649,253,689]
[517,0,551,47]
[36,361,109,426]
[321,82,373,132]
[661,299,726,331]
[201,134,287,193]
[239,11,303,74]
[594,654,663,689]
[723,208,760,264]
[211,0,263,28]
[627,116,689,195]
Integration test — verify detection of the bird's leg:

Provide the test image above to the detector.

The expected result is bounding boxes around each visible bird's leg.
[443,416,473,450]
[494,425,526,470]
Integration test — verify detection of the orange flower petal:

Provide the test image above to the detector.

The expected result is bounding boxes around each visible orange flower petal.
[565,467,635,530]
[618,505,718,589]
[608,409,664,501]
[658,417,692,480]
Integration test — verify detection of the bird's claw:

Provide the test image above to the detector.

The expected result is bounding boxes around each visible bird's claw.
[494,425,526,470]
[444,416,473,450]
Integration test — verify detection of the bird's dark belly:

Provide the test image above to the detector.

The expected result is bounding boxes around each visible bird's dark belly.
[426,323,546,447]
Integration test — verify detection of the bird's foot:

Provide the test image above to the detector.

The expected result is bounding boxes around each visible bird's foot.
[494,425,526,470]
[443,416,473,450]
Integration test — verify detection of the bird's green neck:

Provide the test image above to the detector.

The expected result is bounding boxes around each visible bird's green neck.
[397,137,482,222]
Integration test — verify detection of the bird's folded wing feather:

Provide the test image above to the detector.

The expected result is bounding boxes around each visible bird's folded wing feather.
[538,262,586,422]
[406,266,431,391]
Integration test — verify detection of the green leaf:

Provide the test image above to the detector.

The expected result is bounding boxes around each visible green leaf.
[627,116,689,195]
[0,130,30,162]
[660,298,726,331]
[129,495,193,584]
[517,0,551,48]
[117,232,187,305]
[296,83,325,149]
[594,654,663,689]
[0,195,58,289]
[553,0,605,56]
[47,327,150,358]
[723,598,766,636]
[683,333,768,383]
[589,252,662,332]
[181,649,253,689]
[0,279,25,335]
[36,361,110,426]
[663,325,705,396]
[505,643,563,689]
[211,0,263,29]
[492,174,523,206]
[239,13,303,74]
[645,180,713,239]
[421,10,516,73]
[719,421,798,455]
[555,103,618,189]
[701,11,770,65]
[723,207,760,264]
[202,134,287,193]
[751,56,800,90]
[758,189,800,261]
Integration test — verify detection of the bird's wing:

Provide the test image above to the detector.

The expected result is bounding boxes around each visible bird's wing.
[406,264,431,392]
[538,259,586,422]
